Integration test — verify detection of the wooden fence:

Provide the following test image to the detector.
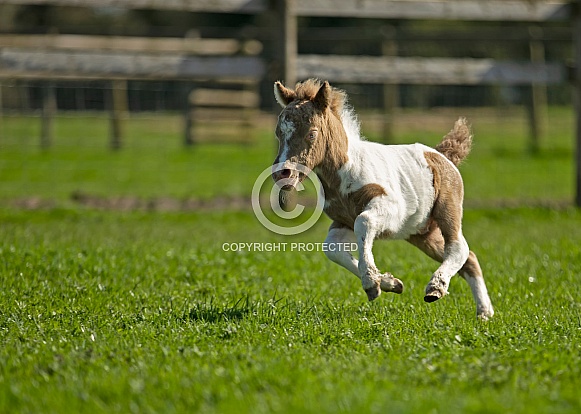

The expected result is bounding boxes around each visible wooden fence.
[0,0,580,205]
[0,33,265,147]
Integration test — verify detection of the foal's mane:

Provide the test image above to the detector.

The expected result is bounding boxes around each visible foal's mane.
[293,78,361,142]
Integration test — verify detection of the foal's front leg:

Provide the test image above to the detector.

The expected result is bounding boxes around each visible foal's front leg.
[353,209,403,301]
[324,222,403,296]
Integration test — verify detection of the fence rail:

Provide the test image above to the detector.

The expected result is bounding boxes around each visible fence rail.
[297,55,567,85]
[296,0,572,21]
[0,49,265,80]
[0,0,268,13]
[1,0,571,21]
[0,35,258,55]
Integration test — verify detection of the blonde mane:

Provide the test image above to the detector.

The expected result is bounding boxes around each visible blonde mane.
[293,79,362,142]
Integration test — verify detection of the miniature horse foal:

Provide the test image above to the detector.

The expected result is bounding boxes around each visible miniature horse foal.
[272,79,494,319]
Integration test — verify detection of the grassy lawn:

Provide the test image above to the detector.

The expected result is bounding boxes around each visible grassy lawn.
[0,106,580,412]
[0,113,273,202]
[0,106,576,205]
[0,207,580,413]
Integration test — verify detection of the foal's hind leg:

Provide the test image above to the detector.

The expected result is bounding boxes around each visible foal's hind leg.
[408,222,466,302]
[425,223,469,303]
[458,251,494,319]
[407,222,494,319]
[422,152,469,303]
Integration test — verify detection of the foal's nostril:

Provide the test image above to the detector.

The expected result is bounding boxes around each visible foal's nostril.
[280,169,291,178]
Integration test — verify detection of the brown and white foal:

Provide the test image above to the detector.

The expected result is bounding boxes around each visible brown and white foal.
[272,79,494,319]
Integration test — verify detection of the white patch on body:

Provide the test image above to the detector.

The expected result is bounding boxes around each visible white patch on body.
[337,141,436,240]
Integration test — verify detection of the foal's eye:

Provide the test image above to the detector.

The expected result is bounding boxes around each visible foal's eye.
[306,130,318,141]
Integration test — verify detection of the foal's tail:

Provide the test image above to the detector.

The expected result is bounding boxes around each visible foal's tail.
[435,117,472,167]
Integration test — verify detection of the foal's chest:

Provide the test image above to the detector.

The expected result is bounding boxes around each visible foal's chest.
[322,183,387,230]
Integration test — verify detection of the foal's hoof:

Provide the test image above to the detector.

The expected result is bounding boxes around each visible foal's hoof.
[423,286,447,303]
[380,275,404,294]
[364,283,381,302]
[423,293,441,303]
[424,281,448,303]
[477,306,495,321]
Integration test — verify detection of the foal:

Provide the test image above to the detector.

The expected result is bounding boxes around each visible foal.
[271,79,494,319]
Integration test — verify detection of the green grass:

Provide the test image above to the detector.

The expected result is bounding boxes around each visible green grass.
[0,207,580,413]
[0,113,273,201]
[0,106,576,204]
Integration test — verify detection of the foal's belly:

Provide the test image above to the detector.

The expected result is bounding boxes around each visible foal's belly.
[323,191,434,240]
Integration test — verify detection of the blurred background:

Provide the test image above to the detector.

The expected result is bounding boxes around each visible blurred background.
[0,0,576,210]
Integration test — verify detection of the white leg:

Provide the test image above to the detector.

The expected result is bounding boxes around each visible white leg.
[353,210,403,301]
[459,251,494,320]
[324,224,359,276]
[325,222,405,297]
[462,275,494,320]
[354,212,381,299]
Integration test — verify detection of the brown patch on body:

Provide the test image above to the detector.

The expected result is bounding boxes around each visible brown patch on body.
[324,183,387,230]
[460,251,483,279]
[352,184,386,210]
[407,219,444,262]
[424,151,464,243]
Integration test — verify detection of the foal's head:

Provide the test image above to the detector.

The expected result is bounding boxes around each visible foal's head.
[272,79,349,189]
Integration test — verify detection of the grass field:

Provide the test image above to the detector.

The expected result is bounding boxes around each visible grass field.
[0,106,575,204]
[1,107,580,413]
[1,207,580,413]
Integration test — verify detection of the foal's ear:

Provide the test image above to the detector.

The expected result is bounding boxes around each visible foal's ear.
[274,81,296,108]
[313,81,330,111]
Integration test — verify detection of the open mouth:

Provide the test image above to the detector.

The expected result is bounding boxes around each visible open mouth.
[272,163,308,190]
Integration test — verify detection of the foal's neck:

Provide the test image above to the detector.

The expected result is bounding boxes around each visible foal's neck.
[314,124,350,190]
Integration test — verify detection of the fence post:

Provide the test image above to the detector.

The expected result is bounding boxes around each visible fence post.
[184,84,195,147]
[0,82,3,142]
[573,4,581,207]
[41,82,56,150]
[279,0,297,87]
[527,25,548,154]
[110,79,127,150]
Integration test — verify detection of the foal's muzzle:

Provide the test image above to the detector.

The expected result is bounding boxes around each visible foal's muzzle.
[271,164,306,190]
[273,168,292,180]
